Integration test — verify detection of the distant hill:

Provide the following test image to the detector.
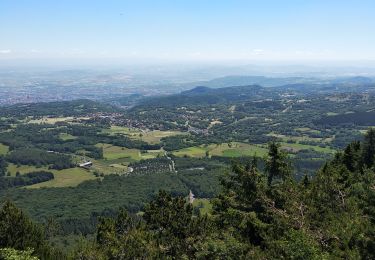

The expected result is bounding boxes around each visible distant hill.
[178,75,375,90]
[316,111,375,126]
[133,85,268,109]
[179,75,319,89]
[0,99,119,118]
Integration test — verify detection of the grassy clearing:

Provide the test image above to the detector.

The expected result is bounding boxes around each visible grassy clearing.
[28,168,96,189]
[0,143,9,155]
[102,126,139,136]
[173,146,208,157]
[91,159,129,175]
[59,133,77,141]
[96,143,141,160]
[193,198,213,215]
[173,142,268,158]
[295,127,321,134]
[138,130,185,144]
[280,142,335,154]
[102,126,185,144]
[27,116,74,124]
[326,112,339,116]
[267,132,325,143]
[7,163,49,176]
[91,144,163,174]
[7,163,97,188]
[210,143,268,157]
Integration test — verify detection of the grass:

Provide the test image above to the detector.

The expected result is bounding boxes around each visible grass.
[91,159,130,175]
[173,140,334,158]
[211,143,268,157]
[0,143,9,155]
[102,126,139,136]
[173,146,208,157]
[96,143,141,160]
[295,127,321,134]
[280,142,335,154]
[91,144,163,175]
[27,116,74,124]
[27,167,96,189]
[6,163,97,188]
[102,126,184,144]
[59,133,77,141]
[193,198,213,215]
[7,163,49,176]
[138,130,185,144]
[326,112,339,116]
[267,132,325,143]
[173,142,268,158]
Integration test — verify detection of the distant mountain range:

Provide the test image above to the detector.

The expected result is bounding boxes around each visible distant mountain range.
[178,75,375,89]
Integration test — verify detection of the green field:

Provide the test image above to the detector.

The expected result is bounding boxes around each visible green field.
[27,116,74,124]
[28,167,96,189]
[267,132,326,143]
[96,143,141,160]
[91,143,164,175]
[102,126,184,144]
[101,126,139,136]
[173,142,268,158]
[6,163,97,188]
[0,143,9,155]
[173,146,208,157]
[193,198,213,215]
[280,142,335,154]
[7,163,49,176]
[91,159,129,175]
[138,130,185,144]
[295,127,321,134]
[59,133,77,141]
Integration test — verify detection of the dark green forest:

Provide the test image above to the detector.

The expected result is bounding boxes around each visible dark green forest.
[2,129,375,259]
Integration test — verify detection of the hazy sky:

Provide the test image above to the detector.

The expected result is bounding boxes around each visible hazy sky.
[1,0,375,63]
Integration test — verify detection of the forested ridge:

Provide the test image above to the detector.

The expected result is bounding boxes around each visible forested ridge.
[1,129,375,259]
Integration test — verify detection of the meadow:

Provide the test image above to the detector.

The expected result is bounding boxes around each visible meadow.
[0,143,9,155]
[173,142,269,158]
[102,126,184,144]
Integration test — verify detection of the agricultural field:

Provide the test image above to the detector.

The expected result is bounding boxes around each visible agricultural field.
[0,143,9,155]
[267,132,326,143]
[173,142,268,158]
[26,116,75,124]
[280,142,336,154]
[137,130,185,144]
[7,163,49,176]
[59,133,77,141]
[101,126,139,136]
[6,163,98,188]
[193,198,213,215]
[102,126,184,144]
[27,167,96,189]
[96,143,141,160]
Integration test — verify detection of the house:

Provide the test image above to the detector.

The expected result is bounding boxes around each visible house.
[79,161,93,168]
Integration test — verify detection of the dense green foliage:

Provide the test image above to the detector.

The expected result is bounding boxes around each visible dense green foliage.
[74,129,375,259]
[2,129,375,258]
[0,201,63,259]
[0,171,54,189]
[0,99,118,118]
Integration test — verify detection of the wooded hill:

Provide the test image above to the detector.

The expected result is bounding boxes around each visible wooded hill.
[1,129,375,259]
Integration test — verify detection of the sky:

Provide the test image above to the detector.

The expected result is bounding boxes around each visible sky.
[1,0,375,65]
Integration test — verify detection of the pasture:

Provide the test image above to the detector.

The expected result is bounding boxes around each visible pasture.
[28,167,96,189]
[0,143,9,155]
[173,142,268,158]
[102,126,184,144]
[59,133,77,141]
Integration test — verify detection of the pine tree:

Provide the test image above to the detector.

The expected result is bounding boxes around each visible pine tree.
[362,128,375,168]
[265,141,291,186]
